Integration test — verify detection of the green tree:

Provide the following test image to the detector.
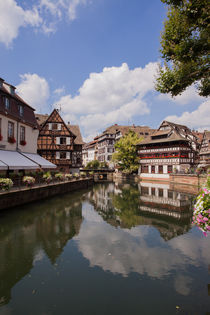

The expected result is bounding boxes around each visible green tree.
[156,0,210,97]
[85,160,100,169]
[112,130,142,173]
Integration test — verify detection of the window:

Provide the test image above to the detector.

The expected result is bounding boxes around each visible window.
[60,137,66,145]
[19,105,24,116]
[151,187,155,196]
[52,123,57,130]
[159,188,163,197]
[159,165,163,174]
[168,190,173,199]
[4,97,10,110]
[60,152,66,159]
[20,126,25,141]
[8,121,14,138]
[168,165,172,173]
[141,165,148,173]
[151,165,155,173]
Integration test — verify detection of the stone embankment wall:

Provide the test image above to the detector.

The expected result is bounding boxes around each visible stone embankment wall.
[169,174,207,187]
[0,178,93,211]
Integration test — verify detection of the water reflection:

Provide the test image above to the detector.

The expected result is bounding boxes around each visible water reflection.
[0,182,209,314]
[76,182,210,296]
[0,194,83,306]
[86,181,193,240]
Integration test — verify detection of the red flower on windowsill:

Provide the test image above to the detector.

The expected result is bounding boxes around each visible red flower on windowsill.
[8,136,16,144]
[0,134,2,141]
[20,140,26,146]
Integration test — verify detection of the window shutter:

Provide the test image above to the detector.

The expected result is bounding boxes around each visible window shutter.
[66,137,70,145]
[56,152,60,159]
[48,123,52,130]
[56,137,60,145]
[66,152,70,159]
[58,123,61,130]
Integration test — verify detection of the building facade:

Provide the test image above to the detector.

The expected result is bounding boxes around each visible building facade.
[0,77,39,154]
[137,121,200,180]
[36,110,84,172]
[0,77,55,172]
[96,124,154,167]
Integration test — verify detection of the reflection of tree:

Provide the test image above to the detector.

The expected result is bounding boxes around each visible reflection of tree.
[0,194,83,306]
[111,185,142,228]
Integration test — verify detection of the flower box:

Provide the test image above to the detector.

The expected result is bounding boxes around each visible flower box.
[8,136,16,144]
[23,176,35,187]
[20,140,27,146]
[0,178,13,190]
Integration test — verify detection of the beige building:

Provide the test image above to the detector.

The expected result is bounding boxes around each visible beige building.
[0,77,55,171]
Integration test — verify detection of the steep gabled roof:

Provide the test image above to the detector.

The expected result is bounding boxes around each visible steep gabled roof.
[67,125,84,145]
[137,120,199,148]
[35,113,49,126]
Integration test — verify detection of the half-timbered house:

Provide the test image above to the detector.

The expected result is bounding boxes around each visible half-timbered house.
[36,109,83,172]
[199,130,210,169]
[137,121,200,180]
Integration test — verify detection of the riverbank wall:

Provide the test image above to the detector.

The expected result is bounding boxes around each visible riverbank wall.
[0,178,93,211]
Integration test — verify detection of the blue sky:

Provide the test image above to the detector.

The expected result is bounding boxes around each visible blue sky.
[0,0,209,141]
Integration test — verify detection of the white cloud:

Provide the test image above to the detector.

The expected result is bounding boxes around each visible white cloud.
[55,62,158,139]
[0,0,92,46]
[16,73,50,113]
[0,0,42,47]
[54,87,65,95]
[165,99,210,130]
[157,85,205,105]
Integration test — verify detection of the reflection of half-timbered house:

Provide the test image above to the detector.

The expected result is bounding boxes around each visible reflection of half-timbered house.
[36,109,83,172]
[137,121,200,180]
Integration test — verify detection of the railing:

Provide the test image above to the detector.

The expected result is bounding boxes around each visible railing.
[0,174,91,194]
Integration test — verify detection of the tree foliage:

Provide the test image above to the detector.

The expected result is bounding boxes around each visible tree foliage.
[85,160,108,169]
[112,131,142,173]
[156,0,210,97]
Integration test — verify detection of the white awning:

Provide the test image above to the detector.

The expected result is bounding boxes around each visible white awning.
[0,150,38,170]
[21,153,56,169]
[0,159,8,170]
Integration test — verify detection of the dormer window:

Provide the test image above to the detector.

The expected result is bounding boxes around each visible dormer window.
[4,97,10,110]
[10,86,15,95]
[19,105,24,116]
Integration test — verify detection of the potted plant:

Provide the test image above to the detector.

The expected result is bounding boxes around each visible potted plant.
[80,171,86,178]
[65,173,73,181]
[43,171,52,184]
[0,178,13,191]
[73,173,79,179]
[23,176,35,187]
[20,140,27,146]
[8,136,16,144]
[55,173,64,181]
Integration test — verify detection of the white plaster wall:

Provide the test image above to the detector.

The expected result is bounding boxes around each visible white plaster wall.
[0,114,38,153]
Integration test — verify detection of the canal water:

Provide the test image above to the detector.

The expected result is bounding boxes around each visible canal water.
[0,181,209,315]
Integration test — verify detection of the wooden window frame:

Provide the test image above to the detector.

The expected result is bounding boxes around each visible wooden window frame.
[8,121,14,139]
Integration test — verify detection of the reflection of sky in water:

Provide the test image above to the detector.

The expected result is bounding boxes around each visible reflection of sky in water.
[76,203,210,296]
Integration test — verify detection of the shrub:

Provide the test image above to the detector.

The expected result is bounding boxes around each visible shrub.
[0,178,13,191]
[23,176,35,187]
